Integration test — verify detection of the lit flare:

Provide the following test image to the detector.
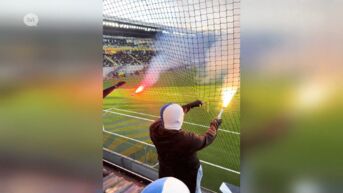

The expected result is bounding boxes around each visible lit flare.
[217,87,237,119]
[135,85,145,94]
[222,87,237,107]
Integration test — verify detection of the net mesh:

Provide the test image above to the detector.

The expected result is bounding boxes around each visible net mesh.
[103,0,240,189]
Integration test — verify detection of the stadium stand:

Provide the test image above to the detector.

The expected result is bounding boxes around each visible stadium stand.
[103,38,154,79]
[103,162,147,193]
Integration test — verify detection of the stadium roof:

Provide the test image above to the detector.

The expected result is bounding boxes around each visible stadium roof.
[104,15,167,30]
[103,15,200,38]
[103,15,161,38]
[103,0,182,27]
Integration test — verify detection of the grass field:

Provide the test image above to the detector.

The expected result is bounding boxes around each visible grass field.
[103,70,240,191]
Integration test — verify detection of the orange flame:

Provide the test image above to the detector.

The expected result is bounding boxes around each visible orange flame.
[135,85,145,94]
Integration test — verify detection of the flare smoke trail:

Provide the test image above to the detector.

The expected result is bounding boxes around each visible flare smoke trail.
[138,30,239,92]
[138,31,216,88]
[134,0,240,91]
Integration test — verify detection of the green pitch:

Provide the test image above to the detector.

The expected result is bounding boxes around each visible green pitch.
[103,70,240,191]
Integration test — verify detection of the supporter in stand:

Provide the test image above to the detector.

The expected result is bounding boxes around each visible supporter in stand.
[150,101,222,193]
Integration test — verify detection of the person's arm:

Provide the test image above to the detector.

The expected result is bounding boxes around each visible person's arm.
[103,81,126,98]
[182,100,203,113]
[186,119,222,151]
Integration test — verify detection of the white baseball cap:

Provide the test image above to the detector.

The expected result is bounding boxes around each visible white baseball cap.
[160,103,184,130]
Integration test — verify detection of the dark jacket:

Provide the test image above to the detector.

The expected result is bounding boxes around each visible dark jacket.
[149,119,217,193]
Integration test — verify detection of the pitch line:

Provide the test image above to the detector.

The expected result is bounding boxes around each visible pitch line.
[104,110,155,122]
[103,127,240,175]
[103,127,154,147]
[104,107,240,135]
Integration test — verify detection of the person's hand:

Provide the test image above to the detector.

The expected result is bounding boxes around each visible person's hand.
[187,100,203,108]
[182,100,203,113]
[210,119,222,130]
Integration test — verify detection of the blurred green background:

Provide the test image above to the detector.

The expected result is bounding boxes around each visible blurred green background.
[241,0,343,192]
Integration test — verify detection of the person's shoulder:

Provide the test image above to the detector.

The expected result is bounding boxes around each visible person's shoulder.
[150,119,162,128]
[150,119,163,133]
[178,129,197,139]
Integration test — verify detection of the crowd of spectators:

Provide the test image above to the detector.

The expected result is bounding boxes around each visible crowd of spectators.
[130,50,154,64]
[103,37,153,48]
[103,36,156,80]
[103,50,155,66]
[103,38,131,47]
[103,56,113,67]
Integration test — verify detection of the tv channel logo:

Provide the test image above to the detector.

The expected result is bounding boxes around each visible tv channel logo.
[23,13,39,27]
